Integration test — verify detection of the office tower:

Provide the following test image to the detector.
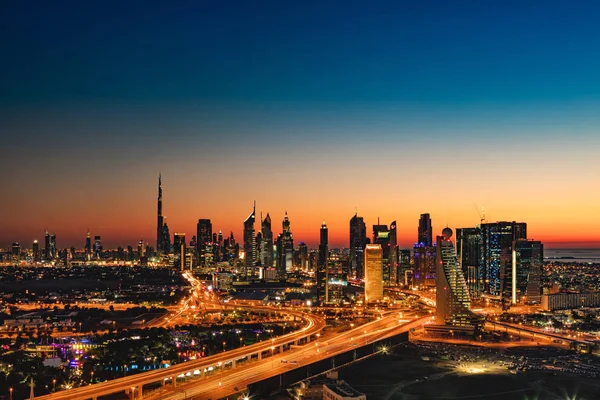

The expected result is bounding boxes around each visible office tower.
[85,231,92,260]
[298,242,308,270]
[280,212,294,274]
[94,236,102,259]
[364,244,383,303]
[435,228,472,326]
[398,249,411,286]
[389,221,398,285]
[157,174,164,253]
[349,213,367,279]
[12,243,20,257]
[317,221,329,304]
[513,239,544,304]
[160,221,171,254]
[32,240,40,262]
[255,231,262,266]
[456,227,481,297]
[137,239,146,259]
[413,243,436,288]
[44,230,51,260]
[243,202,257,277]
[480,222,527,298]
[373,221,390,283]
[261,214,274,268]
[418,213,432,246]
[49,233,57,259]
[173,233,186,271]
[196,219,212,266]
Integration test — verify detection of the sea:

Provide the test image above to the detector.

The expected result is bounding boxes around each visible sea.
[544,248,600,263]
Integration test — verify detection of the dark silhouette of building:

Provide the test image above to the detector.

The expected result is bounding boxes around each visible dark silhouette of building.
[196,219,212,266]
[157,174,164,253]
[261,213,274,268]
[456,227,481,297]
[243,202,257,277]
[317,221,328,304]
[418,213,432,246]
[349,213,367,279]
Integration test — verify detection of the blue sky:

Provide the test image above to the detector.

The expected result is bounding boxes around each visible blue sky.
[2,1,600,247]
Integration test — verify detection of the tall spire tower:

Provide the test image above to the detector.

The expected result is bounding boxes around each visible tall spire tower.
[157,174,163,253]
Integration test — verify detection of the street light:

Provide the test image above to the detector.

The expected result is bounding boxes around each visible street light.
[52,379,56,392]
[9,387,13,400]
[90,371,94,383]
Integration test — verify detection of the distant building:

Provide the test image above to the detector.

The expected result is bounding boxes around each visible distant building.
[173,233,186,271]
[514,239,544,304]
[372,222,389,283]
[243,202,257,277]
[32,240,40,262]
[418,213,432,246]
[364,244,383,303]
[298,242,308,270]
[413,244,436,288]
[323,381,366,400]
[456,227,481,297]
[93,236,102,259]
[261,213,274,268]
[542,292,600,311]
[435,228,472,326]
[196,219,212,266]
[317,221,328,304]
[349,213,366,279]
[84,231,92,260]
[157,174,165,253]
[389,221,398,285]
[11,242,20,257]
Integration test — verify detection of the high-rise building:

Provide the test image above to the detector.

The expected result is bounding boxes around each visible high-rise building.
[196,219,212,266]
[94,236,102,259]
[364,244,383,303]
[418,213,432,246]
[389,221,398,285]
[435,228,472,326]
[85,231,92,261]
[513,239,544,304]
[349,213,367,279]
[12,243,20,257]
[480,222,527,298]
[137,239,146,260]
[32,240,40,262]
[298,242,308,270]
[413,243,436,288]
[456,227,481,297]
[317,221,329,304]
[398,249,411,286]
[44,230,51,260]
[157,174,164,253]
[174,233,186,271]
[49,233,57,260]
[373,222,390,283]
[243,202,257,277]
[279,212,294,275]
[160,221,171,254]
[260,214,274,268]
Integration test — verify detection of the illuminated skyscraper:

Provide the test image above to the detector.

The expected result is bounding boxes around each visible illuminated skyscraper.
[435,228,472,326]
[389,220,398,285]
[157,174,164,253]
[373,221,390,283]
[456,227,481,297]
[196,219,212,266]
[94,236,102,259]
[278,212,294,275]
[480,222,527,298]
[174,233,186,271]
[261,214,274,268]
[243,202,257,276]
[298,242,308,270]
[513,239,544,304]
[12,243,20,257]
[137,239,146,260]
[44,230,50,260]
[364,244,383,303]
[85,231,92,261]
[349,213,367,279]
[413,243,436,288]
[317,221,328,304]
[418,213,432,246]
[49,233,56,260]
[32,240,40,262]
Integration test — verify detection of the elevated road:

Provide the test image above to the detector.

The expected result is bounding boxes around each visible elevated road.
[34,307,324,400]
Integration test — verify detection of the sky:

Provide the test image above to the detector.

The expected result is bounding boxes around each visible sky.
[1,0,600,249]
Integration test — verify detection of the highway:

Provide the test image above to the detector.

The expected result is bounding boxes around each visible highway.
[145,313,432,400]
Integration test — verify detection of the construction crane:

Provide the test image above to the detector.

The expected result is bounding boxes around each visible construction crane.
[474,204,487,225]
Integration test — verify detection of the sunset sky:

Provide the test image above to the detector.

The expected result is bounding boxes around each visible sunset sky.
[2,1,600,249]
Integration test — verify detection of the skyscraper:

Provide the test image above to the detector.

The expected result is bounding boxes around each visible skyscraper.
[261,214,274,268]
[44,230,50,260]
[85,231,92,261]
[279,212,294,275]
[243,202,257,277]
[349,213,367,279]
[480,222,527,298]
[174,233,186,271]
[32,240,40,262]
[435,228,472,326]
[418,213,432,246]
[317,221,328,304]
[157,174,164,254]
[298,242,308,270]
[373,222,390,283]
[49,233,56,260]
[196,219,212,266]
[94,236,102,259]
[389,220,398,285]
[12,243,20,257]
[364,244,383,303]
[513,239,544,304]
[456,227,481,297]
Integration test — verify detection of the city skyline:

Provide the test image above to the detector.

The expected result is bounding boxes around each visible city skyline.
[3,2,600,249]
